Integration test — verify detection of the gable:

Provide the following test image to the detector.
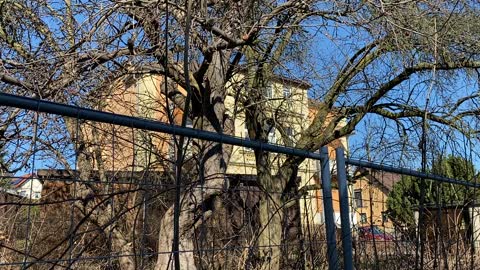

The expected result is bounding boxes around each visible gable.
[353,168,402,195]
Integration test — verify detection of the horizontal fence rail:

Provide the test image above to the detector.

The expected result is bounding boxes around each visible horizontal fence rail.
[1,92,477,187]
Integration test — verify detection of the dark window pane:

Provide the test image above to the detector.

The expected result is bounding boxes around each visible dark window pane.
[354,189,363,208]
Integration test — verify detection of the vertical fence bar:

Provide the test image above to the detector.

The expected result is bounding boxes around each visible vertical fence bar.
[336,147,353,270]
[320,146,338,270]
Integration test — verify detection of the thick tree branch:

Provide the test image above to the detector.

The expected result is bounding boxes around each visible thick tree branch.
[0,73,34,89]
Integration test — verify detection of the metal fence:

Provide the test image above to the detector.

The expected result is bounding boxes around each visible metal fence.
[0,93,479,269]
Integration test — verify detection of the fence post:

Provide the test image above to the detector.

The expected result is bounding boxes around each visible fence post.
[336,147,353,270]
[320,146,339,270]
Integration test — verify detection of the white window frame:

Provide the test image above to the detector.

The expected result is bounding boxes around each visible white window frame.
[283,85,292,98]
[244,122,249,139]
[360,213,367,224]
[285,127,294,138]
[186,118,193,128]
[268,128,276,143]
[264,84,273,99]
[354,189,363,208]
[243,122,254,151]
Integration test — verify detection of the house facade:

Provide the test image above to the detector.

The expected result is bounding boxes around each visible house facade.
[95,72,336,226]
[351,169,401,231]
[225,73,314,176]
[306,103,352,226]
[89,74,176,172]
[4,174,42,200]
[309,137,402,231]
[312,144,354,227]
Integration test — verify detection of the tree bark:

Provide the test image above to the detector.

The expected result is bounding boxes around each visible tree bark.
[154,146,231,270]
[155,50,234,269]
[258,192,283,270]
[64,118,137,270]
[156,204,197,270]
[255,147,285,270]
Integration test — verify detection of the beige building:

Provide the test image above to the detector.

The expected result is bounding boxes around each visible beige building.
[89,74,181,172]
[97,72,354,227]
[225,74,322,226]
[305,103,352,227]
[351,169,401,231]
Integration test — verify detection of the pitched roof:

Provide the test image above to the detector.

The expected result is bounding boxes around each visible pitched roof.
[10,174,35,188]
[356,168,402,193]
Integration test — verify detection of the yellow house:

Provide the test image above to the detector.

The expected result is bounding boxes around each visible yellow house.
[92,74,405,235]
[225,76,316,179]
[312,163,401,231]
[351,169,401,231]
[96,72,315,167]
[95,72,364,230]
[223,74,324,228]
[88,74,183,172]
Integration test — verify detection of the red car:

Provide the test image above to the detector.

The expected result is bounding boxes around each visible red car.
[357,226,394,241]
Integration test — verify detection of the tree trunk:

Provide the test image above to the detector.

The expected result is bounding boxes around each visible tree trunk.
[155,127,233,269]
[154,152,230,270]
[257,161,301,270]
[156,204,197,270]
[64,118,137,269]
[111,225,135,270]
[156,50,233,270]
[258,192,283,270]
[255,147,285,270]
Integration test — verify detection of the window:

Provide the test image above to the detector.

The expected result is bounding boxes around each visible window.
[283,85,292,98]
[167,100,175,113]
[285,127,294,138]
[243,122,253,152]
[268,128,276,143]
[360,213,367,224]
[382,212,388,223]
[264,84,273,98]
[354,189,363,208]
[244,122,249,139]
[186,118,193,128]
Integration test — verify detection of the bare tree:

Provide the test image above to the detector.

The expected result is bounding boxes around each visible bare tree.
[2,1,480,269]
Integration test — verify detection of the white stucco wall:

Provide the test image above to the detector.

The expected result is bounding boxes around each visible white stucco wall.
[7,178,43,199]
